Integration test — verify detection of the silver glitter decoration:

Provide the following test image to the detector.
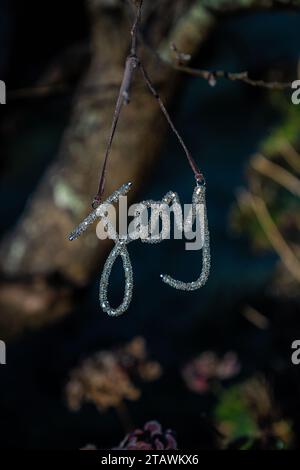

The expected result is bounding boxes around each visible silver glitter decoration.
[68,182,211,316]
[68,182,134,317]
[68,182,132,241]
[160,184,210,291]
[99,240,133,317]
[138,191,179,244]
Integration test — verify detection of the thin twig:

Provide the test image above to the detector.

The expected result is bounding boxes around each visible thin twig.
[130,0,143,56]
[92,55,139,207]
[155,42,293,90]
[251,153,300,197]
[243,306,269,330]
[172,64,293,90]
[92,1,142,208]
[139,63,204,183]
[248,189,300,284]
[279,140,300,174]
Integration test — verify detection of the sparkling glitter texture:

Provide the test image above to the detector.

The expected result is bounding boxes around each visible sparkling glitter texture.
[161,184,210,291]
[68,182,132,242]
[68,182,134,317]
[99,240,133,317]
[68,182,211,316]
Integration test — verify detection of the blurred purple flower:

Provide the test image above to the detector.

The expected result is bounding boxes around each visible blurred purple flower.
[116,421,177,450]
[182,351,240,393]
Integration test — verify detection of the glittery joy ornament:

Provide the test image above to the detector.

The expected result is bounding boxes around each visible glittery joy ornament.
[68,181,210,316]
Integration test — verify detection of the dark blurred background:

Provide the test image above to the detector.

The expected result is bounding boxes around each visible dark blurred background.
[0,0,300,450]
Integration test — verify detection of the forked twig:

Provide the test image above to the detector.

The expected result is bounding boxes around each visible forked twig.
[93,0,203,208]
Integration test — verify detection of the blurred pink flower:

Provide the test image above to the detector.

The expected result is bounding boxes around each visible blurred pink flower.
[116,421,177,450]
[182,351,240,393]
